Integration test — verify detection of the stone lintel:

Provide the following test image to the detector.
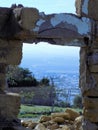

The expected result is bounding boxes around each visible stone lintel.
[34,13,92,47]
[0,7,94,47]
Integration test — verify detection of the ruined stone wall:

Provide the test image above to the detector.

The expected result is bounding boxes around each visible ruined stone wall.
[0,1,98,129]
[76,0,98,129]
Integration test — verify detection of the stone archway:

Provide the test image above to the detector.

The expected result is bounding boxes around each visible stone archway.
[0,0,98,129]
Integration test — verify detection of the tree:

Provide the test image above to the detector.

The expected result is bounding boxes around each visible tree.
[6,65,38,87]
[73,95,83,108]
[39,77,50,86]
[6,65,51,87]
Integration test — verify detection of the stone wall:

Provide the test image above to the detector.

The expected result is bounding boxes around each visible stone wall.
[75,0,98,129]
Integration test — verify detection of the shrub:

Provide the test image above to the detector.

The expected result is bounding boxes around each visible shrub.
[73,95,83,108]
[39,77,50,86]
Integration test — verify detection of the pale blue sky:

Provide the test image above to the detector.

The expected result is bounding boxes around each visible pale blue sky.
[0,0,76,14]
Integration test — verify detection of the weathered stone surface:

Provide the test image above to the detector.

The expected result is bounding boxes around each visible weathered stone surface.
[47,123,59,130]
[88,52,98,65]
[83,96,98,109]
[75,0,82,16]
[22,108,80,129]
[51,112,70,120]
[82,119,98,130]
[65,108,80,121]
[34,123,46,130]
[80,69,94,96]
[0,7,94,46]
[0,93,20,118]
[89,65,98,72]
[0,7,21,38]
[61,125,71,130]
[52,117,65,124]
[75,0,98,20]
[79,47,87,92]
[0,118,22,129]
[28,122,38,129]
[39,115,51,123]
[20,8,39,30]
[84,108,98,122]
[21,120,33,127]
[79,47,98,94]
[74,116,83,130]
[84,89,98,96]
[82,73,98,95]
[1,2,98,130]
[0,39,23,65]
[6,40,23,65]
[34,13,92,46]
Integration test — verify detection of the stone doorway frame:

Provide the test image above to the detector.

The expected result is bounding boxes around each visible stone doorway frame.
[0,0,98,129]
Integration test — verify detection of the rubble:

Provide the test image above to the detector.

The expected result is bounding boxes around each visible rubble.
[21,108,81,130]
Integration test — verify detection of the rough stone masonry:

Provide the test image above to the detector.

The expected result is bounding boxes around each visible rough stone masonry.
[0,0,98,129]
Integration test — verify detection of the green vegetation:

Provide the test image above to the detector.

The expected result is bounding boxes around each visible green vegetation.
[18,104,82,118]
[20,104,64,113]
[6,65,50,87]
[73,94,83,108]
[18,105,64,118]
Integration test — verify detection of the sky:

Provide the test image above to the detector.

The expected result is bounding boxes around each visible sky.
[0,0,76,14]
[0,0,80,71]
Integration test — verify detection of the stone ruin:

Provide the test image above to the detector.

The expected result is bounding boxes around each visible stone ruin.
[0,0,98,129]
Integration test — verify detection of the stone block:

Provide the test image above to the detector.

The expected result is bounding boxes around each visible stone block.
[75,0,98,20]
[82,119,98,130]
[0,93,20,118]
[0,40,23,65]
[84,108,98,122]
[51,112,70,120]
[81,73,98,96]
[6,41,23,65]
[84,89,98,96]
[0,8,21,38]
[39,115,51,123]
[75,0,82,16]
[21,7,39,30]
[89,65,98,72]
[52,117,65,124]
[88,52,98,65]
[47,123,59,130]
[83,96,98,109]
[62,125,71,130]
[34,123,46,130]
[65,108,80,121]
[74,116,83,130]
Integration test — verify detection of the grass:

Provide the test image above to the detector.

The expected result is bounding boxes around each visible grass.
[18,104,82,119]
[20,104,65,113]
